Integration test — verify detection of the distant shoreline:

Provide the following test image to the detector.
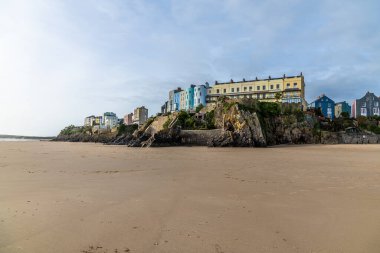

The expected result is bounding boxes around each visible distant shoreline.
[0,134,55,141]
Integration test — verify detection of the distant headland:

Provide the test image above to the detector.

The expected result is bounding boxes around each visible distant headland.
[0,134,55,141]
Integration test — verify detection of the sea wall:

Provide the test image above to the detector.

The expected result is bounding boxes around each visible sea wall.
[179,129,223,146]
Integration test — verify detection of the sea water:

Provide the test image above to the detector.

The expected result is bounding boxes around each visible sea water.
[0,138,36,141]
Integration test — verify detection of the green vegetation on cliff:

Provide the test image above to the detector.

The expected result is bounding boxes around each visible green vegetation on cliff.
[117,124,138,136]
[59,125,90,135]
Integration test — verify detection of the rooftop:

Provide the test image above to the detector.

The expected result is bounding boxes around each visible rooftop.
[214,73,303,85]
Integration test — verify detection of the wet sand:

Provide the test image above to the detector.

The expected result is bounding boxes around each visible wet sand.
[1,142,380,253]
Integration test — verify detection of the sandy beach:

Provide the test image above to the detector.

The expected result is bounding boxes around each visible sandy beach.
[1,142,380,253]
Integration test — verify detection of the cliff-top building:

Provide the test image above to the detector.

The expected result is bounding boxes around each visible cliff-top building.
[124,113,134,125]
[133,106,148,125]
[352,92,380,118]
[84,115,95,127]
[309,94,335,119]
[168,88,182,112]
[335,101,351,118]
[168,84,208,112]
[84,115,103,127]
[207,73,306,108]
[103,112,118,128]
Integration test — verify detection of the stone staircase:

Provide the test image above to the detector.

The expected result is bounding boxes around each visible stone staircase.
[141,135,155,148]
[168,117,178,129]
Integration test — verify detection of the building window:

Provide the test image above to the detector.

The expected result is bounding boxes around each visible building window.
[257,86,260,91]
[362,102,366,107]
[216,89,220,93]
[263,85,266,90]
[287,83,290,88]
[237,88,240,92]
[231,88,234,92]
[276,84,280,89]
[270,85,274,89]
[223,89,226,93]
[375,102,379,107]
[294,83,297,87]
[361,108,367,116]
[263,93,266,98]
[374,108,380,115]
[327,108,332,118]
[249,86,252,91]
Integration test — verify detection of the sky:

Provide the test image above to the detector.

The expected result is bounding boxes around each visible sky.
[0,0,379,136]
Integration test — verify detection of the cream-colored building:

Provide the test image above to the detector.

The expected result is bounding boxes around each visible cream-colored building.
[207,74,307,108]
[179,90,187,110]
[84,115,103,127]
[133,106,148,125]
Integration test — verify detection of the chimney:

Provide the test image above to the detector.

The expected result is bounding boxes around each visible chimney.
[230,79,234,83]
[243,78,246,82]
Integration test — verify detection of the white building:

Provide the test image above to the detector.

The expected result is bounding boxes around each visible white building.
[103,112,119,128]
[84,115,96,127]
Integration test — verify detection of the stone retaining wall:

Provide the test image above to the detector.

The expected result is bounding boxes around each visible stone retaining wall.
[179,129,223,146]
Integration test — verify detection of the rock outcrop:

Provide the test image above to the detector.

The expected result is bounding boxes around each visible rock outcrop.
[209,100,314,147]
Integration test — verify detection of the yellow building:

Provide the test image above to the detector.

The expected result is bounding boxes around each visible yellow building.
[207,73,306,108]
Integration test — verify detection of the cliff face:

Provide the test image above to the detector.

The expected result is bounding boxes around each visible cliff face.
[211,103,266,146]
[209,101,315,147]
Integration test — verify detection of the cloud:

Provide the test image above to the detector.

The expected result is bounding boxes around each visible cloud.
[0,0,379,135]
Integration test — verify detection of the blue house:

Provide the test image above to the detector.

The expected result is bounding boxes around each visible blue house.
[185,85,195,111]
[309,94,335,119]
[173,91,180,111]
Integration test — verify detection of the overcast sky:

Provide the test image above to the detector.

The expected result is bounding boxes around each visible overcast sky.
[0,0,379,136]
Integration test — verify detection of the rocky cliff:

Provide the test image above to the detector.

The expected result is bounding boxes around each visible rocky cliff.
[205,99,315,147]
[54,99,380,147]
